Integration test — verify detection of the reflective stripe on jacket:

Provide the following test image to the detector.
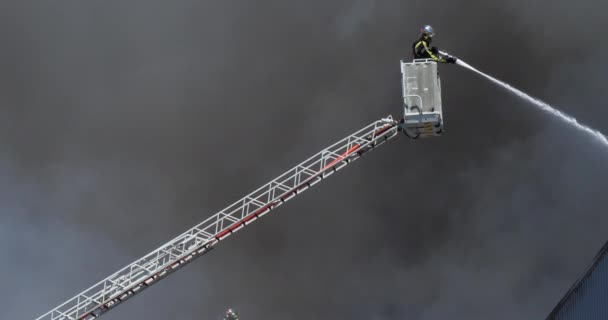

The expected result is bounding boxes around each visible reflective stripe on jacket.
[412,37,445,62]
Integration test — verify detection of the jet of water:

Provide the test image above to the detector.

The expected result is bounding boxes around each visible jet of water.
[456,59,608,147]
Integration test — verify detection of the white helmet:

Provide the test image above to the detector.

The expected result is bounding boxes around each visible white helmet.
[421,25,435,37]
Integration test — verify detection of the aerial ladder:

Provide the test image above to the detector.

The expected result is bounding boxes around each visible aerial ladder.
[35,59,444,320]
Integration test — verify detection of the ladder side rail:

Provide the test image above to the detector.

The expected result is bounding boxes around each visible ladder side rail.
[35,118,398,320]
[40,120,398,320]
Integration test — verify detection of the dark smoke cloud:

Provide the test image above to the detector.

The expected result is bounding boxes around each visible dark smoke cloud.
[1,0,607,319]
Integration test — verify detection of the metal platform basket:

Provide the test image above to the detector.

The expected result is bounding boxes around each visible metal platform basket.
[400,59,443,138]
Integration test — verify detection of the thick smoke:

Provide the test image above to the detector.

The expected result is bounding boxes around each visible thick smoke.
[1,0,607,319]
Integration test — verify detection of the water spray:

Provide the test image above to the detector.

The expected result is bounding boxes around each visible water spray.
[454,57,608,147]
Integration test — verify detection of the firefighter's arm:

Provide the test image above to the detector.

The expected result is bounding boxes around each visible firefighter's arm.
[422,41,446,63]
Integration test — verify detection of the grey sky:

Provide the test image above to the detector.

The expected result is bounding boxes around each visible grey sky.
[1,0,607,319]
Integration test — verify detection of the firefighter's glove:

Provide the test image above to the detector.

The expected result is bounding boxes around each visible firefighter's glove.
[445,56,457,64]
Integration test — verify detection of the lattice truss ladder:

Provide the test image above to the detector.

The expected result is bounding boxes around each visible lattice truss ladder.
[36,116,399,320]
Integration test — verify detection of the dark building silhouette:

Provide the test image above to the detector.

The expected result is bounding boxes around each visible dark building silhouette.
[546,241,608,320]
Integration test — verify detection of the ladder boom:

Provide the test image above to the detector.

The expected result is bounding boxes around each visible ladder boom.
[36,116,399,320]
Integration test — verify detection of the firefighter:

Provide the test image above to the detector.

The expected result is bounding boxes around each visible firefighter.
[412,25,456,63]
